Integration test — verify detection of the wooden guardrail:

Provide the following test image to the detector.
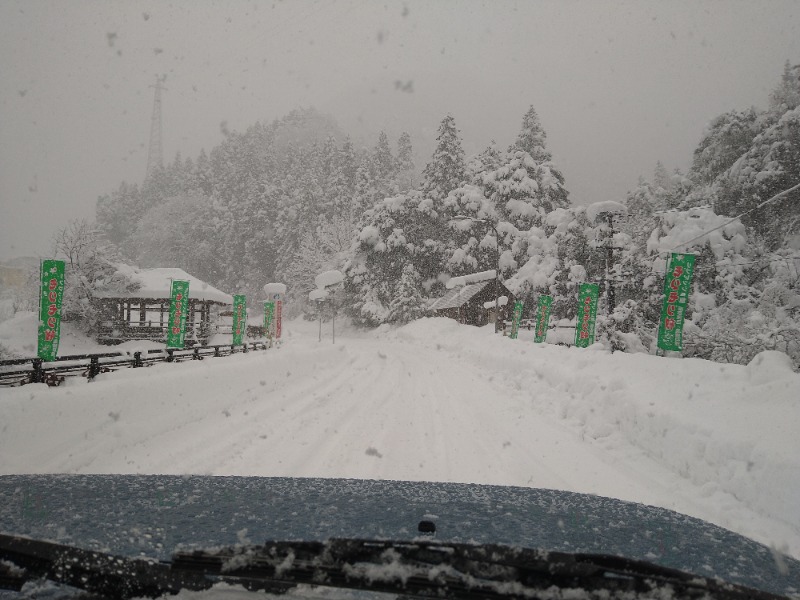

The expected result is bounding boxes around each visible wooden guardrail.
[0,341,273,388]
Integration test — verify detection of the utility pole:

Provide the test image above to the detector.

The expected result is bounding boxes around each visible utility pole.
[593,210,625,316]
[145,75,167,181]
[605,213,616,315]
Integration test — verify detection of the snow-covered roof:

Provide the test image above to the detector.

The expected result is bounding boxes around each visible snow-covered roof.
[315,270,344,288]
[445,270,496,289]
[98,266,233,304]
[430,281,492,311]
[263,282,287,296]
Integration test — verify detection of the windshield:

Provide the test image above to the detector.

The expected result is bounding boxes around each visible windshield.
[0,1,799,599]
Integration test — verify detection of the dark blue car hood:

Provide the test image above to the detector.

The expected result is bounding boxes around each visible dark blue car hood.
[0,475,797,597]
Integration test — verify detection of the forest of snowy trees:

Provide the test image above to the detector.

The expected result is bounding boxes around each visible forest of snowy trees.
[53,61,800,368]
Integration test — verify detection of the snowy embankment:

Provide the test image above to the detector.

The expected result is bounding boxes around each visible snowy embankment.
[393,318,800,557]
[0,311,247,359]
[0,314,798,560]
[0,312,164,358]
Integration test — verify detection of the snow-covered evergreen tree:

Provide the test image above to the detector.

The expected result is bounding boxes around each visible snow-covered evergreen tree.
[194,148,214,196]
[317,136,340,217]
[345,191,449,325]
[334,137,359,217]
[510,106,552,162]
[482,149,570,233]
[653,161,671,193]
[373,131,397,199]
[506,106,569,208]
[396,131,415,191]
[690,109,759,186]
[467,141,504,185]
[441,184,499,276]
[388,264,427,323]
[714,106,800,246]
[625,178,656,222]
[422,115,467,201]
[95,181,141,249]
[481,107,569,239]
[353,156,380,219]
[769,60,800,114]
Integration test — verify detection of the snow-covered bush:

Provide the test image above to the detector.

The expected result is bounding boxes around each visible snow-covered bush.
[51,219,139,337]
[595,300,651,354]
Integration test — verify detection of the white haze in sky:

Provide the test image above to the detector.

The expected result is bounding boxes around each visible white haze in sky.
[1,0,799,260]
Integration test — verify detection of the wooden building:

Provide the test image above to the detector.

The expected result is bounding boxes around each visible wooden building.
[429,271,515,327]
[93,267,233,345]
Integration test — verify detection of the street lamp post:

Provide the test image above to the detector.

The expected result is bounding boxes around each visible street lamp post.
[453,215,501,333]
[313,270,344,344]
[309,289,327,342]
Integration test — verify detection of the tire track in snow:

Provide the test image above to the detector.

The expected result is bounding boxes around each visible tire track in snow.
[3,345,353,475]
[129,346,360,475]
[272,347,401,476]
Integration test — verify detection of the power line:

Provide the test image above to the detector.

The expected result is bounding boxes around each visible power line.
[606,253,800,284]
[668,181,800,252]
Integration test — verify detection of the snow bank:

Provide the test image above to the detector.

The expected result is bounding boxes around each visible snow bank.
[746,350,796,384]
[0,299,14,323]
[392,318,800,557]
[0,311,127,358]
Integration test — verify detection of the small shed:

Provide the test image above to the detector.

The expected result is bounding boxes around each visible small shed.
[429,271,515,327]
[93,267,233,345]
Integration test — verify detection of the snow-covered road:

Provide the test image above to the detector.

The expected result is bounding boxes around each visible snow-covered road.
[1,317,798,559]
[0,331,650,487]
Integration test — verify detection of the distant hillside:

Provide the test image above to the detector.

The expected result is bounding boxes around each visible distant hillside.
[270,107,346,151]
[0,256,37,292]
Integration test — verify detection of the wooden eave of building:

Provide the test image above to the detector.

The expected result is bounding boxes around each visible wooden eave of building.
[429,280,515,327]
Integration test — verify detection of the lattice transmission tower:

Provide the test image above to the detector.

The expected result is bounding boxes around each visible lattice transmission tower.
[145,75,167,181]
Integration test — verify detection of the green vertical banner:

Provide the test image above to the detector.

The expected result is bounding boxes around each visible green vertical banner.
[166,280,190,349]
[509,301,524,339]
[37,259,65,361]
[657,253,696,352]
[574,283,600,348]
[232,294,246,346]
[534,295,553,343]
[264,301,275,337]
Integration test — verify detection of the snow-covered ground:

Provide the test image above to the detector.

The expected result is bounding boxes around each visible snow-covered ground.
[0,315,798,561]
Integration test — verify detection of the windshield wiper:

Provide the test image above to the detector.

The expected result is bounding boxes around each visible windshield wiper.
[0,533,790,600]
[0,533,213,599]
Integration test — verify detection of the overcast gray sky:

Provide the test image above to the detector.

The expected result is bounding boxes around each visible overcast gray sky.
[1,0,799,261]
